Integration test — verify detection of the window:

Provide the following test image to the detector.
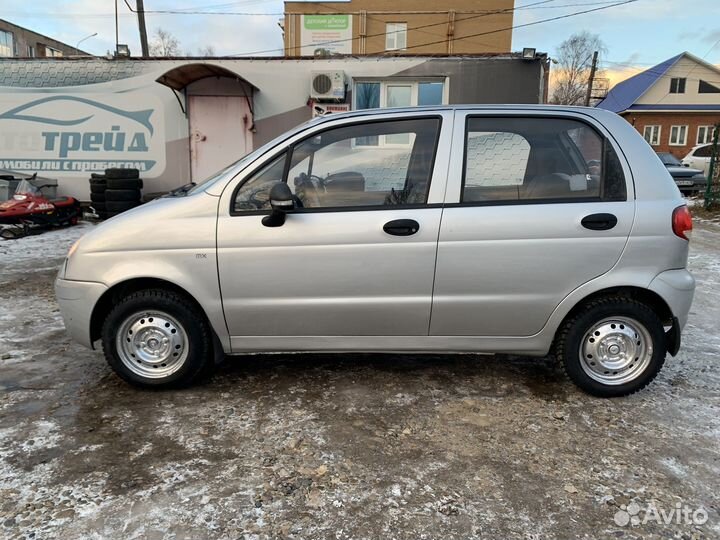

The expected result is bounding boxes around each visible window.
[697,125,716,145]
[643,125,661,146]
[462,117,626,203]
[353,80,445,146]
[45,46,63,57]
[27,45,35,57]
[233,118,441,212]
[694,145,713,158]
[385,23,407,51]
[233,152,287,212]
[0,30,13,57]
[670,78,686,94]
[669,125,688,146]
[698,80,720,94]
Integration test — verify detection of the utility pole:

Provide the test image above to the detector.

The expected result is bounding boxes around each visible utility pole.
[114,0,119,56]
[584,50,599,107]
[136,0,149,57]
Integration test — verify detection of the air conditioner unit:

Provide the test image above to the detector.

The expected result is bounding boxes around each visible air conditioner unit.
[310,71,346,101]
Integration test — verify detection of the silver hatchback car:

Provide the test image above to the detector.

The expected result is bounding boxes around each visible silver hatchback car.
[55,106,695,397]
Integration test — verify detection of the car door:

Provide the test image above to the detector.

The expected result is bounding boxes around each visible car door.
[217,112,452,347]
[430,111,635,337]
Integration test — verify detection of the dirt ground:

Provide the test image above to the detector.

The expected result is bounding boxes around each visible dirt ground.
[1,220,718,540]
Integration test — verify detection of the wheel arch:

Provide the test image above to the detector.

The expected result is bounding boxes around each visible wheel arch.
[554,285,677,354]
[90,277,223,353]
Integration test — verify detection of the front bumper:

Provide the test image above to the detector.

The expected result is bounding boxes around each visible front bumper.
[55,278,108,349]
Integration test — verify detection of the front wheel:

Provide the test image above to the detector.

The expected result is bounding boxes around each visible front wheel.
[555,297,667,397]
[101,289,213,388]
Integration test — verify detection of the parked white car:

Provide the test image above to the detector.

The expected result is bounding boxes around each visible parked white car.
[681,143,713,176]
[55,105,695,397]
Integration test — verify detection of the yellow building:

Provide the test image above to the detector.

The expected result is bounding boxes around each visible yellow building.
[282,0,515,56]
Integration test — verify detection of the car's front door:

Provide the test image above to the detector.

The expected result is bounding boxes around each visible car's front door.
[430,111,635,337]
[217,113,451,347]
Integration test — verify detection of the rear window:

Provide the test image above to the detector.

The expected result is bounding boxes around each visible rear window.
[694,145,712,158]
[462,117,626,203]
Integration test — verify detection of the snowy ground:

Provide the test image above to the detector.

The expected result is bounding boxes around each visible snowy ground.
[0,221,719,539]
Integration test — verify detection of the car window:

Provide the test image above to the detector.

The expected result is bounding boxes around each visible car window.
[233,152,287,211]
[286,118,440,209]
[462,117,626,203]
[694,145,712,158]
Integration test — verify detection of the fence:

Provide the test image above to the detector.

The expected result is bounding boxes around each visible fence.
[705,123,720,210]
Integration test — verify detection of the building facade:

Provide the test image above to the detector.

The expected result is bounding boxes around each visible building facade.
[0,19,84,58]
[282,0,514,56]
[0,53,548,200]
[596,52,720,158]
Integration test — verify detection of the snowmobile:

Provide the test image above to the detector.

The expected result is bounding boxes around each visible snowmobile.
[0,176,81,239]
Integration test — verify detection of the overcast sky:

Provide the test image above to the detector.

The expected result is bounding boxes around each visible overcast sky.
[4,0,720,83]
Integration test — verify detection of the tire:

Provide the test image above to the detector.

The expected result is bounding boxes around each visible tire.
[107,177,143,190]
[90,192,106,203]
[106,200,140,213]
[105,168,140,180]
[101,289,213,387]
[90,184,106,194]
[91,202,106,212]
[554,296,666,398]
[91,173,106,179]
[105,188,141,202]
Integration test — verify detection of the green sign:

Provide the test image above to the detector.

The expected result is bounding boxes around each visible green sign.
[303,15,350,30]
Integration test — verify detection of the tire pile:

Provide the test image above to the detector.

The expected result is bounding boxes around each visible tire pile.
[89,168,143,220]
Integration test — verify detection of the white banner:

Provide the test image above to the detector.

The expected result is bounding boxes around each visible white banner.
[300,14,353,56]
[0,93,165,177]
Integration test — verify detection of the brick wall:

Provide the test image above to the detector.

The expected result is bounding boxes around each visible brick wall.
[622,112,720,158]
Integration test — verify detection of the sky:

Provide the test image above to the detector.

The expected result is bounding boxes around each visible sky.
[3,0,720,86]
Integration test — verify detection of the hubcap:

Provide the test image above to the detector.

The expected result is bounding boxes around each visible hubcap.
[116,311,188,379]
[579,316,653,386]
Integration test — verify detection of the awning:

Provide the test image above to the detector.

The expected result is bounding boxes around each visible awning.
[155,63,259,91]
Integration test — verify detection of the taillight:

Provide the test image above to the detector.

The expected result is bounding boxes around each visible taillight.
[672,205,693,240]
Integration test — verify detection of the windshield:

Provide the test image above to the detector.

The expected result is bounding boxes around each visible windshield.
[658,153,681,166]
[14,180,40,196]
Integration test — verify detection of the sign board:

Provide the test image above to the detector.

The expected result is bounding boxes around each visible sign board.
[300,14,353,55]
[311,102,350,117]
[0,94,165,177]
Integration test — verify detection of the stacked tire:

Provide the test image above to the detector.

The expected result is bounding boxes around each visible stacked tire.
[89,173,108,217]
[90,168,143,220]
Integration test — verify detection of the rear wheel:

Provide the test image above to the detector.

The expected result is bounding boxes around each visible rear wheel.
[101,289,213,387]
[555,296,666,397]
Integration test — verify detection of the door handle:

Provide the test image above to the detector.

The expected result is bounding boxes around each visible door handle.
[581,213,618,231]
[383,219,420,236]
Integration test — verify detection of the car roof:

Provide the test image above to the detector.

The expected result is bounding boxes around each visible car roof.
[310,104,613,125]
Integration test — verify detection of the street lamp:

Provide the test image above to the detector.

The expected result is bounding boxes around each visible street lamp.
[75,32,98,55]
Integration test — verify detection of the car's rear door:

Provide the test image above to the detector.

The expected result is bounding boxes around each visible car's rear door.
[217,111,452,346]
[430,110,635,337]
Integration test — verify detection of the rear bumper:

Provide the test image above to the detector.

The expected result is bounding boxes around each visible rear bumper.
[55,278,107,349]
[648,269,695,330]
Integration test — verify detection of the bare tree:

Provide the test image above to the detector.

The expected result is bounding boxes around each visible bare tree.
[551,32,607,105]
[197,45,216,57]
[149,27,181,57]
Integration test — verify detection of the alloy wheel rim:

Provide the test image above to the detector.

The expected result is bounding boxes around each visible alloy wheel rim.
[579,316,653,386]
[116,311,188,379]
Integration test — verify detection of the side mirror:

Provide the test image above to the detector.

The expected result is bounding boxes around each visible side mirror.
[262,182,294,227]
